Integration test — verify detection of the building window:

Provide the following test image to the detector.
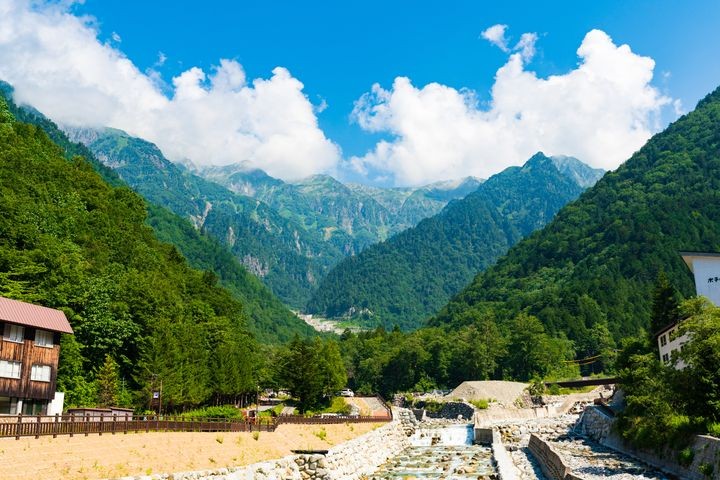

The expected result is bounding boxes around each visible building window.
[22,400,46,416]
[0,360,21,379]
[2,323,24,343]
[660,334,667,347]
[35,329,54,348]
[662,353,669,363]
[30,365,51,382]
[0,396,19,415]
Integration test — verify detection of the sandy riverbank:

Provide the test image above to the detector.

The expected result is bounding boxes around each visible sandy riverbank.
[0,422,382,480]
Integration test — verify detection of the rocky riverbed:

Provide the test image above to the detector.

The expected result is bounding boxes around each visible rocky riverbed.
[369,423,497,479]
[369,445,496,479]
[546,434,670,480]
[492,415,671,480]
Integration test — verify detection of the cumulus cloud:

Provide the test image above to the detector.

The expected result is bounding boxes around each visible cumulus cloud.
[480,24,510,52]
[350,29,674,186]
[0,0,340,180]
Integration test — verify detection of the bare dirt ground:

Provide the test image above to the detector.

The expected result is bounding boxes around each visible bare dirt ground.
[0,422,382,480]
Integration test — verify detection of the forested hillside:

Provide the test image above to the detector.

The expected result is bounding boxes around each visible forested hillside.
[67,128,344,307]
[432,86,720,361]
[0,97,261,408]
[308,154,601,330]
[0,85,313,342]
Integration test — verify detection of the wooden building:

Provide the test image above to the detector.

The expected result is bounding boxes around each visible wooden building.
[0,297,73,415]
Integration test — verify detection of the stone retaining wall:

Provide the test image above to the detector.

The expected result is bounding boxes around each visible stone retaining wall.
[579,406,720,480]
[434,402,476,420]
[116,409,416,480]
[527,434,584,480]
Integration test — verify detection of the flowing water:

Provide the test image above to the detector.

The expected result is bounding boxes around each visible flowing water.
[370,424,497,479]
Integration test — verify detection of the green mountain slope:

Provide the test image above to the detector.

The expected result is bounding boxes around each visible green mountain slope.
[0,85,313,342]
[307,153,600,330]
[68,128,344,307]
[200,164,482,255]
[0,97,261,408]
[432,86,720,360]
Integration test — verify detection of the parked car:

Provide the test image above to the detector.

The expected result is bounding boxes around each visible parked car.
[339,389,354,397]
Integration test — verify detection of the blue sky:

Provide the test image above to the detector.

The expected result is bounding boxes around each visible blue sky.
[74,0,719,156]
[0,0,718,185]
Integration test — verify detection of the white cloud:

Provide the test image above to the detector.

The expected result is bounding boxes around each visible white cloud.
[351,29,674,186]
[0,0,340,181]
[111,31,121,43]
[480,24,509,52]
[514,32,537,61]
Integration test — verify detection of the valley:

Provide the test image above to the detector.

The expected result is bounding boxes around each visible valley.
[0,4,718,478]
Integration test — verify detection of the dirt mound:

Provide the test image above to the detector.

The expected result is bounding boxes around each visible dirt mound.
[449,380,528,406]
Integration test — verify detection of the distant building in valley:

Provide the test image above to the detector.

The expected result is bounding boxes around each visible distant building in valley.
[0,297,73,415]
[656,252,720,368]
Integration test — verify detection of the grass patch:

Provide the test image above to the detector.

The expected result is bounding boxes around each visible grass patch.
[313,427,327,441]
[469,399,489,410]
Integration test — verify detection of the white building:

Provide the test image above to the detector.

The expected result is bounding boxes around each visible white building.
[657,252,720,368]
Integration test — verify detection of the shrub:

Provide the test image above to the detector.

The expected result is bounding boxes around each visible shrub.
[314,427,327,441]
[699,463,714,477]
[678,447,694,467]
[252,431,260,441]
[707,422,720,438]
[327,397,352,415]
[423,400,444,413]
[180,405,243,420]
[527,379,546,397]
[470,399,489,410]
[547,384,561,395]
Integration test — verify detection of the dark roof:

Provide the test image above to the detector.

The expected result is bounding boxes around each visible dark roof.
[679,251,720,273]
[0,297,73,334]
[654,320,681,338]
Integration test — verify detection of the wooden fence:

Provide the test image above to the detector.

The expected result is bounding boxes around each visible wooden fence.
[0,411,392,440]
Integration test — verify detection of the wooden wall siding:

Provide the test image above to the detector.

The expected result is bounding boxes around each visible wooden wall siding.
[0,330,59,401]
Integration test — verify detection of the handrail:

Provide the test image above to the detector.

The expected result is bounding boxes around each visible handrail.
[0,411,391,439]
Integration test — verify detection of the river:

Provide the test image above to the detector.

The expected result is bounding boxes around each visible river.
[369,423,497,479]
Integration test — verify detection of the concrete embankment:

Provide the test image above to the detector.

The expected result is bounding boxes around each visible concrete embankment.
[527,434,582,480]
[579,405,720,480]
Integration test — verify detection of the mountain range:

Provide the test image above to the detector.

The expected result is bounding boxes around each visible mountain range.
[197,164,482,255]
[306,153,604,330]
[63,127,487,307]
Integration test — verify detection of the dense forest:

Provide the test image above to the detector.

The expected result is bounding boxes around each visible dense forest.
[432,86,720,362]
[307,154,602,330]
[0,96,265,408]
[0,85,313,343]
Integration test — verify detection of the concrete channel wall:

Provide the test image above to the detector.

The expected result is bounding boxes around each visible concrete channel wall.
[527,433,585,480]
[580,406,720,480]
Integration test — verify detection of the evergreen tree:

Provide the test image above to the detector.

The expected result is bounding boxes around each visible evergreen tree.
[96,355,120,407]
[650,271,680,335]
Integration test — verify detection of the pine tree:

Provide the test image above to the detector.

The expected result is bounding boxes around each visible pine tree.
[96,355,120,407]
[650,271,680,335]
